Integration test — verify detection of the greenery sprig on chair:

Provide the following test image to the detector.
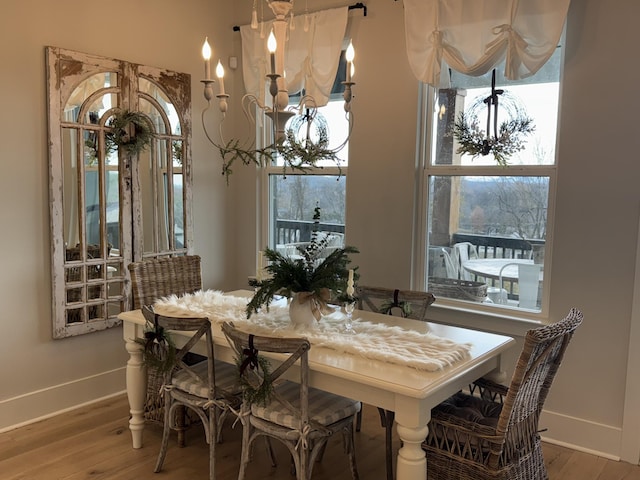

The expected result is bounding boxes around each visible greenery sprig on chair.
[247,207,358,318]
[235,341,274,406]
[379,299,413,317]
[135,316,177,374]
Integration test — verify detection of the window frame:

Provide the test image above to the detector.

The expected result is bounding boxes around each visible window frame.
[258,97,349,253]
[258,51,351,254]
[412,77,560,322]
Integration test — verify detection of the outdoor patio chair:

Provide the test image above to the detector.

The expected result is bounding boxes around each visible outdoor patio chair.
[452,242,479,281]
[423,307,583,480]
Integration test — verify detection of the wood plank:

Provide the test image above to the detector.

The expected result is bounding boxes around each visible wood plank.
[1,395,638,480]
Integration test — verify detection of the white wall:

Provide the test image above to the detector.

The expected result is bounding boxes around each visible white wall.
[1,0,639,464]
[0,0,234,429]
[228,0,640,461]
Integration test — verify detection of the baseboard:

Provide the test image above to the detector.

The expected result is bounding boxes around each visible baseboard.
[540,408,622,461]
[0,367,126,433]
[0,368,625,463]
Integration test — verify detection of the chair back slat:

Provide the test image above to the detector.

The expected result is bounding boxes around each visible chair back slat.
[356,286,435,321]
[141,305,215,399]
[221,322,311,423]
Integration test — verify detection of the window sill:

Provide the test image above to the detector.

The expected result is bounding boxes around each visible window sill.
[425,298,544,337]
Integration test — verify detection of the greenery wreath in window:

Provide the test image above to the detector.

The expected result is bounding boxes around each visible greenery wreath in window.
[452,70,535,166]
[107,110,153,156]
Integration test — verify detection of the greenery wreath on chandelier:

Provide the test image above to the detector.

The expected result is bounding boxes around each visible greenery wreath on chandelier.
[452,70,535,166]
[212,110,344,183]
[107,110,153,156]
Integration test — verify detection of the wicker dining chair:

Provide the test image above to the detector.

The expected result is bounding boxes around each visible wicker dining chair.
[221,321,361,480]
[128,255,203,442]
[128,255,202,310]
[355,286,436,480]
[142,306,241,480]
[423,307,583,480]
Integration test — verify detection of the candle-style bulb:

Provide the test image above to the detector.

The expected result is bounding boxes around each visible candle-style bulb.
[215,60,226,97]
[202,37,212,80]
[345,40,355,84]
[267,30,277,76]
[267,30,277,53]
[202,37,212,61]
[346,40,355,63]
[251,9,258,29]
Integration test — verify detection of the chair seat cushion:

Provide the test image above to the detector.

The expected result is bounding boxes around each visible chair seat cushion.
[171,360,240,398]
[434,391,502,427]
[251,380,361,428]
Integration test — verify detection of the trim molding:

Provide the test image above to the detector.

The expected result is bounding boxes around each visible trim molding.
[0,365,624,461]
[0,367,126,433]
[620,210,640,464]
[540,409,621,461]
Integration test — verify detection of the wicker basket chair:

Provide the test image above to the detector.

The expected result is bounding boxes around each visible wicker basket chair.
[355,286,436,480]
[128,255,203,441]
[222,321,360,480]
[142,306,241,480]
[423,308,583,480]
[128,255,202,310]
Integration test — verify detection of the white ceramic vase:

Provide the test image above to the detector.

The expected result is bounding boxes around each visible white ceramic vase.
[288,292,318,328]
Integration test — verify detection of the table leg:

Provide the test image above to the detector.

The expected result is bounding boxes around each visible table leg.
[395,422,429,480]
[484,353,509,384]
[125,338,147,449]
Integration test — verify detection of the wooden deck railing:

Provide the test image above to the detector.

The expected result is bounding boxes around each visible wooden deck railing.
[275,220,345,245]
[451,233,545,259]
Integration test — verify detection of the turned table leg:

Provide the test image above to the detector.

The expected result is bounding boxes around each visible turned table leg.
[395,422,429,480]
[125,338,147,449]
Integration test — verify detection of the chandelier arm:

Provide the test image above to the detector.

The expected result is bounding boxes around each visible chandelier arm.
[201,103,221,149]
[242,93,261,126]
[325,111,354,155]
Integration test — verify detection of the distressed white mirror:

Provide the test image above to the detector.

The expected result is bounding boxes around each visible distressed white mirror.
[46,47,193,338]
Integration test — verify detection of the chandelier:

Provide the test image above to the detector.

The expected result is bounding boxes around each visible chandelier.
[200,0,356,181]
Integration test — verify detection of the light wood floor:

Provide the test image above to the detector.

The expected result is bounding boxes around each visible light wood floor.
[1,395,638,480]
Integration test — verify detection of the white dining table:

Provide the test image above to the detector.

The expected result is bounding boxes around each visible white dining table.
[120,290,514,480]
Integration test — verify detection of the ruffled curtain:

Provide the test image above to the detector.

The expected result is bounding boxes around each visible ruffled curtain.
[404,0,571,87]
[240,6,348,107]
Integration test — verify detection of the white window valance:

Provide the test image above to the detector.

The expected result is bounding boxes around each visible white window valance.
[240,6,348,107]
[403,0,571,87]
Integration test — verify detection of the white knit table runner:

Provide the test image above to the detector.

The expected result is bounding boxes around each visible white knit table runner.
[153,290,471,372]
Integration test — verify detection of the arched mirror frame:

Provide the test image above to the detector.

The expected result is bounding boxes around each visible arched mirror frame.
[46,47,193,338]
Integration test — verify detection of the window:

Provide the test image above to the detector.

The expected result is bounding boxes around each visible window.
[260,54,350,258]
[417,47,563,315]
